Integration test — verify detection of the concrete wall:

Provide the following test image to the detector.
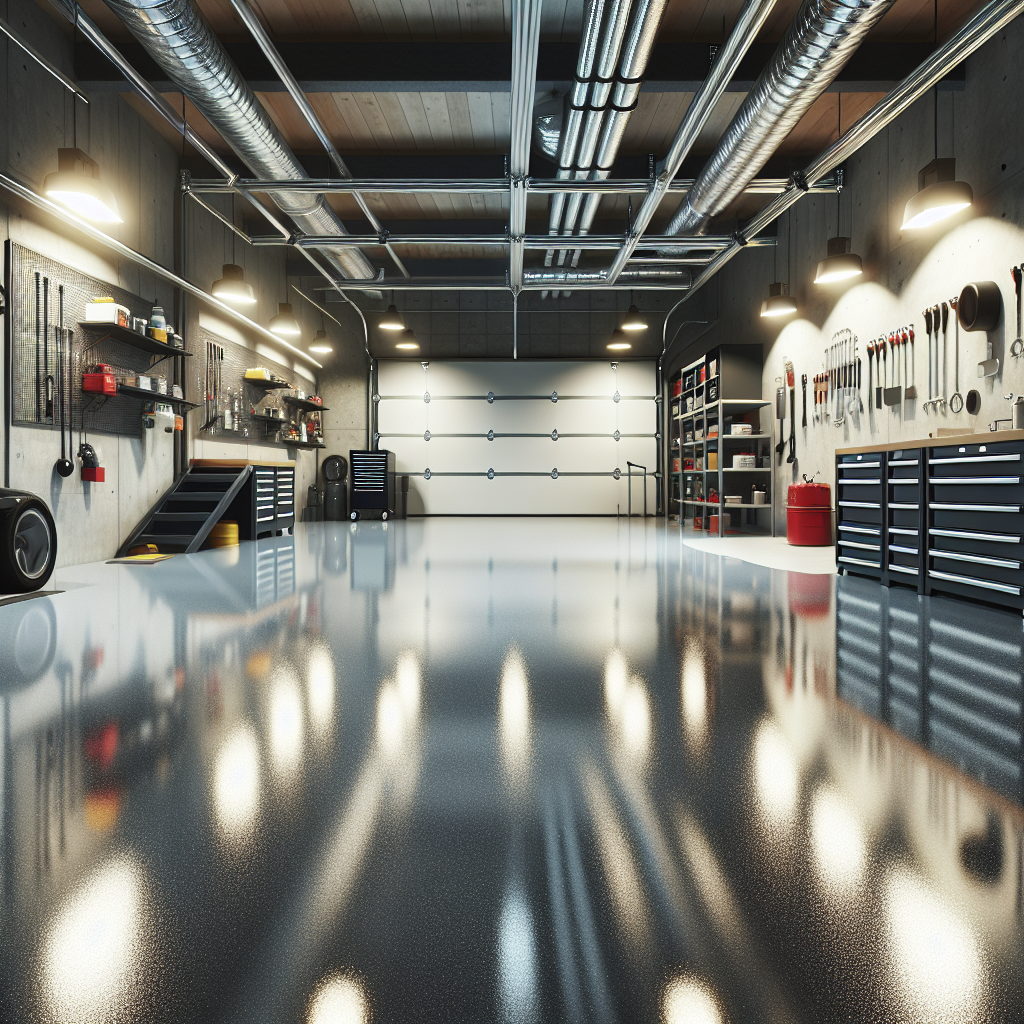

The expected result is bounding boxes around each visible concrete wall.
[0,0,343,564]
[675,18,1024,534]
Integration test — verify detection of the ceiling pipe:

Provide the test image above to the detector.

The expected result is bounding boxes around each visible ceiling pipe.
[189,176,835,196]
[604,0,778,283]
[508,0,544,290]
[684,0,1024,300]
[661,0,897,245]
[101,0,378,283]
[226,0,410,280]
[563,0,670,273]
[248,232,775,250]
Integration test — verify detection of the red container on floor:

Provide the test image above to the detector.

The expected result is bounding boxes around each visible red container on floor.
[787,478,832,546]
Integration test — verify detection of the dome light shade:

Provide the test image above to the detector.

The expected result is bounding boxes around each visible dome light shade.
[211,264,255,305]
[309,329,333,354]
[902,158,973,230]
[43,148,121,223]
[379,304,404,331]
[396,329,420,351]
[607,328,631,351]
[760,282,797,318]
[814,236,863,284]
[269,301,301,337]
[621,303,647,331]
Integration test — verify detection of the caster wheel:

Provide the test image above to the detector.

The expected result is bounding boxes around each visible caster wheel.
[350,511,358,521]
[0,493,57,592]
[381,512,388,521]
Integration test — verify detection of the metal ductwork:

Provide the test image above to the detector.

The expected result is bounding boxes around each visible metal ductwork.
[102,0,377,282]
[661,0,896,242]
[523,266,691,287]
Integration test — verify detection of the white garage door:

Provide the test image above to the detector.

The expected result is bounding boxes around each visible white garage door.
[376,360,657,515]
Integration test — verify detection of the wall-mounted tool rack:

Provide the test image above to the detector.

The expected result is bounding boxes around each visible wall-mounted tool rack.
[837,430,1024,613]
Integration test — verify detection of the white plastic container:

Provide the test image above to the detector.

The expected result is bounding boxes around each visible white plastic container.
[730,423,753,435]
[732,454,756,469]
[86,300,130,327]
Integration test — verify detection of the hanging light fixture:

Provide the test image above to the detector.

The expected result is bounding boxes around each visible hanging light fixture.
[607,328,632,351]
[902,158,973,230]
[815,236,862,284]
[309,328,333,354]
[903,84,972,230]
[269,302,301,337]
[760,282,797,318]
[211,263,256,305]
[396,329,420,351]
[43,148,121,223]
[621,298,647,331]
[379,303,404,331]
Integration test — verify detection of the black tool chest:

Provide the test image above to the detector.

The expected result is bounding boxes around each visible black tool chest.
[836,433,1024,612]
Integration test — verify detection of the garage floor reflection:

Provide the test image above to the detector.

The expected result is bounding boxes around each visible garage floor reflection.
[0,518,1021,1023]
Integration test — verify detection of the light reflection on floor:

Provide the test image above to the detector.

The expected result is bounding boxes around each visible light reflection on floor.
[0,518,1020,1023]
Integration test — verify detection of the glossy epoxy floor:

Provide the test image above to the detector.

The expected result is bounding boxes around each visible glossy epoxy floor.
[0,519,1021,1024]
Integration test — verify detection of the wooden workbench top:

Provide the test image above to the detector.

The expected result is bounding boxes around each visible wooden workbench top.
[836,429,1024,455]
[190,459,296,468]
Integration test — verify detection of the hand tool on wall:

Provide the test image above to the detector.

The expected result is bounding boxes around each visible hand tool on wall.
[43,276,53,424]
[55,285,73,478]
[785,359,796,462]
[801,373,808,428]
[856,352,862,412]
[939,302,949,410]
[923,307,933,405]
[884,332,901,406]
[775,380,786,459]
[34,273,42,422]
[1012,265,1023,357]
[904,325,917,400]
[934,305,943,405]
[950,298,963,412]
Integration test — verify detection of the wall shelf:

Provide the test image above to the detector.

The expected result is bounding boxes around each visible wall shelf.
[80,321,192,360]
[282,395,329,413]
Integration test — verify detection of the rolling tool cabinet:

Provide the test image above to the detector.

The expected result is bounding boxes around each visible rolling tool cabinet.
[836,432,1024,613]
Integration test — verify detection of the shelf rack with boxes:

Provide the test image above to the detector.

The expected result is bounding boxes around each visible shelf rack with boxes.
[669,345,773,537]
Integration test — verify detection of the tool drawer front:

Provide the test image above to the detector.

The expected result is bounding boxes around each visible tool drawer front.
[929,440,1024,507]
[886,449,922,581]
[255,468,277,524]
[836,453,883,576]
[275,468,295,521]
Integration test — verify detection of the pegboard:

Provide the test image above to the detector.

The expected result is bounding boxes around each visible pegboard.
[194,325,318,446]
[7,243,186,439]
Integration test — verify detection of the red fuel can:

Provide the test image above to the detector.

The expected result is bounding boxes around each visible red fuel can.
[786,478,832,546]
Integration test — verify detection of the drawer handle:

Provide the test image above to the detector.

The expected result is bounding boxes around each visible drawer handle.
[929,527,1022,544]
[930,476,1021,485]
[842,460,880,468]
[840,540,880,551]
[888,563,918,575]
[930,453,1021,464]
[888,459,919,466]
[839,555,880,568]
[887,479,919,486]
[839,479,881,485]
[889,503,919,510]
[889,544,919,555]
[839,524,880,535]
[930,548,1022,570]
[888,526,919,536]
[931,503,1022,513]
[929,569,1022,596]
[838,501,880,508]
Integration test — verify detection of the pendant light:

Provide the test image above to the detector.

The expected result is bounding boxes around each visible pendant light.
[309,328,333,354]
[621,293,647,331]
[212,263,255,305]
[902,86,972,230]
[396,329,420,351]
[607,328,631,351]
[761,228,797,317]
[269,301,301,337]
[815,115,862,284]
[379,297,404,331]
[43,148,121,223]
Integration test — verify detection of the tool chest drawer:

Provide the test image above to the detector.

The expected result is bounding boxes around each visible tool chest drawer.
[838,437,1024,610]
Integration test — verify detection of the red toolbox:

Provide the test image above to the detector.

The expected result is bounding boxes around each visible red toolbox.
[787,477,832,546]
[83,372,117,396]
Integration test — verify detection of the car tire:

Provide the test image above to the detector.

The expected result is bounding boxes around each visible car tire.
[0,497,57,592]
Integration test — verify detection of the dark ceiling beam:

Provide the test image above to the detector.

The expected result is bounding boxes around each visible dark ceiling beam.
[77,39,963,94]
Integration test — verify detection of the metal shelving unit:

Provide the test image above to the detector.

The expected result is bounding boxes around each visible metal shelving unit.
[669,346,773,537]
